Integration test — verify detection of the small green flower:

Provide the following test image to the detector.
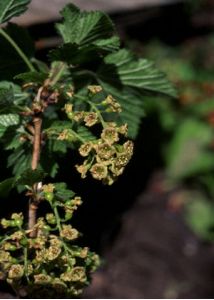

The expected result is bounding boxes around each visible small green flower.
[87,85,102,94]
[57,129,75,141]
[71,266,87,282]
[79,247,89,258]
[103,95,122,113]
[1,219,11,229]
[10,231,24,241]
[46,245,61,261]
[101,126,119,145]
[79,142,93,157]
[34,274,52,284]
[115,153,130,168]
[90,163,108,180]
[3,243,17,252]
[46,213,56,225]
[43,184,55,193]
[60,225,79,241]
[8,264,24,279]
[64,103,73,114]
[95,143,115,160]
[123,140,134,157]
[110,163,125,176]
[118,124,128,136]
[84,112,98,127]
[61,267,86,282]
[76,162,89,179]
[73,111,85,122]
[0,251,12,262]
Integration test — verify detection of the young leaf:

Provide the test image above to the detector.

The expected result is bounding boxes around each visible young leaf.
[0,177,14,198]
[15,71,47,84]
[0,113,19,126]
[16,168,46,186]
[0,81,27,113]
[0,0,31,24]
[55,182,75,201]
[56,4,115,47]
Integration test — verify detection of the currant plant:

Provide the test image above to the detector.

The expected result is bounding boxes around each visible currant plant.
[0,0,176,297]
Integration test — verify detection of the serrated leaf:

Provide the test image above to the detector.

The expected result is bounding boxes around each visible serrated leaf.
[7,147,31,176]
[0,177,14,198]
[0,81,26,113]
[55,182,75,201]
[0,0,30,24]
[98,82,145,138]
[76,126,96,141]
[16,168,45,186]
[0,113,19,126]
[98,49,177,98]
[0,23,35,80]
[15,71,47,84]
[57,4,115,47]
[50,36,120,65]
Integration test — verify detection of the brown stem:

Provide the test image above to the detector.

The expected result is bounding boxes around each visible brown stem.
[28,116,42,237]
[31,117,42,170]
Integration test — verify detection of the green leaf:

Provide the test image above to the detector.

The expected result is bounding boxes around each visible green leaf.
[98,82,145,138]
[166,118,214,179]
[0,113,19,126]
[15,71,47,84]
[16,168,46,186]
[0,0,30,24]
[0,177,14,198]
[0,23,35,80]
[7,147,31,176]
[56,4,115,47]
[98,49,177,98]
[55,182,75,201]
[49,36,120,65]
[0,81,26,113]
[76,126,96,141]
[0,124,7,138]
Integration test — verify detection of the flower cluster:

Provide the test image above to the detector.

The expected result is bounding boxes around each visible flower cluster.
[63,86,134,184]
[76,122,134,184]
[0,185,100,298]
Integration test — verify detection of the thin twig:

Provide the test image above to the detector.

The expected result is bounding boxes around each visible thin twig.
[28,116,42,237]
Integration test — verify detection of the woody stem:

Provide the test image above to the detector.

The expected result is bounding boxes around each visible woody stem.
[28,116,42,237]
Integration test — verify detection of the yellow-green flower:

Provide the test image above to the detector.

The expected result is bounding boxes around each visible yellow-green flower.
[79,142,93,157]
[90,163,108,180]
[95,143,115,160]
[8,264,24,279]
[60,225,79,241]
[87,85,102,94]
[101,126,119,145]
[84,112,98,127]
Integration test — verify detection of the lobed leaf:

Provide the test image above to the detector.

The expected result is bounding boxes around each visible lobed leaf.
[56,4,115,47]
[98,49,177,98]
[0,0,30,24]
[54,182,75,201]
[16,168,46,186]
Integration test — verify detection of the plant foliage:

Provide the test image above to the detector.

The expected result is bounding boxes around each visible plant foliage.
[0,1,175,298]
